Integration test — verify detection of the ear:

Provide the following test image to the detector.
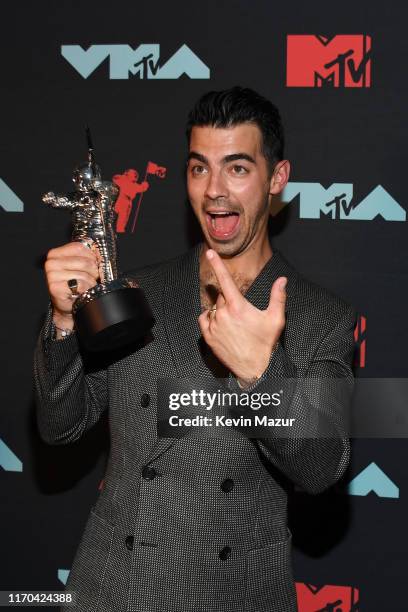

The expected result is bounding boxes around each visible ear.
[269,160,291,195]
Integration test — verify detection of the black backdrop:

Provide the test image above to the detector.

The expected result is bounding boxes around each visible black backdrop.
[1,1,407,610]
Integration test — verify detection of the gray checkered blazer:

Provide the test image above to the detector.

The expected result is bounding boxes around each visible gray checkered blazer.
[34,242,356,612]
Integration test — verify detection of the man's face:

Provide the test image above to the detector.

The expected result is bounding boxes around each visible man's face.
[187,123,276,257]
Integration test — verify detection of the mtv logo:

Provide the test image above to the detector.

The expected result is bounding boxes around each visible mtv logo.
[296,583,359,612]
[0,179,24,212]
[348,462,399,498]
[287,34,371,87]
[61,44,210,80]
[0,438,22,472]
[281,183,406,221]
[354,315,366,368]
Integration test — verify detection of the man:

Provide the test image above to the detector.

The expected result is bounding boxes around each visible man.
[34,86,356,612]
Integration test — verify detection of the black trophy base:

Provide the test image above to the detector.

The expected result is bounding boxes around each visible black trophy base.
[74,286,154,352]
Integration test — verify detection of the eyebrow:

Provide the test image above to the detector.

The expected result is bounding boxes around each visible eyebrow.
[187,151,256,165]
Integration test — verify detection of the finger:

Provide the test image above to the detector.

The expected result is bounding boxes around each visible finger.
[46,270,98,288]
[267,276,287,314]
[215,292,226,309]
[206,249,242,305]
[75,239,103,266]
[198,310,211,338]
[45,256,99,277]
[48,278,95,304]
[75,238,95,251]
[47,241,98,262]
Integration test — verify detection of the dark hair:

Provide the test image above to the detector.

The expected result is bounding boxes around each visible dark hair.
[186,86,284,171]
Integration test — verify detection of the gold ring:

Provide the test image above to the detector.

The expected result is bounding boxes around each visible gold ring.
[208,306,217,320]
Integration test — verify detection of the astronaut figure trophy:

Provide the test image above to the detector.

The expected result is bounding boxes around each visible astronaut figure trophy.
[42,131,154,351]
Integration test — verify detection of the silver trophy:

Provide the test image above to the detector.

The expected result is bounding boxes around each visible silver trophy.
[43,129,154,351]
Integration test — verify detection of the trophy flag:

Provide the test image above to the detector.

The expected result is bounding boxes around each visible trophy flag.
[146,161,167,179]
[131,161,167,233]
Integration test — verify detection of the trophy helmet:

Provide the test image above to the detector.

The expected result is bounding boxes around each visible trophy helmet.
[73,161,102,191]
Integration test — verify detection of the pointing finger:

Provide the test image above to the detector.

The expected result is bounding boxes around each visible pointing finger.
[206,249,242,305]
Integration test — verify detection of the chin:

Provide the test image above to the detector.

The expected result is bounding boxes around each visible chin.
[204,235,244,258]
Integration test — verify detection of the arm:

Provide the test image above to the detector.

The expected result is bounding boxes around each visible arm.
[42,192,74,209]
[34,240,106,445]
[34,303,108,445]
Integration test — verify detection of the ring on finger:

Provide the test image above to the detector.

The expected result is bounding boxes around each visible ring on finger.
[208,306,217,320]
[67,278,79,297]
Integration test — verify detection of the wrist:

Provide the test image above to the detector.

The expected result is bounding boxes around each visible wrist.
[52,309,74,330]
[52,309,75,340]
[236,375,259,390]
[236,342,279,389]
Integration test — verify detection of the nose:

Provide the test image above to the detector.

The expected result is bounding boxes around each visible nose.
[204,169,228,201]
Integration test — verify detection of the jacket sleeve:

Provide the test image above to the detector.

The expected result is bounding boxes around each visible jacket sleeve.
[227,304,356,494]
[33,304,108,445]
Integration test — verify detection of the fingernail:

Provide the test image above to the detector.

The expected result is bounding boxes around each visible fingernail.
[280,278,287,291]
[207,249,214,260]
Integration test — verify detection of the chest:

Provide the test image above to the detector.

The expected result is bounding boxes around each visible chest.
[199,276,252,312]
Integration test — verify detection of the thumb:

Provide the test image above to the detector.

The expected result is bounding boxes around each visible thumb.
[267,276,287,313]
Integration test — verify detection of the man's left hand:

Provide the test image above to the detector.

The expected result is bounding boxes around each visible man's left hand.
[198,249,287,385]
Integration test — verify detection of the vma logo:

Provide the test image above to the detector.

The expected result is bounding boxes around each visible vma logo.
[58,569,70,585]
[0,179,24,212]
[0,438,22,472]
[281,183,406,221]
[61,44,210,80]
[296,583,359,612]
[112,161,167,233]
[287,34,371,88]
[348,462,399,498]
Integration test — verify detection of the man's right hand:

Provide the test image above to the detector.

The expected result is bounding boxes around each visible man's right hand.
[44,241,100,330]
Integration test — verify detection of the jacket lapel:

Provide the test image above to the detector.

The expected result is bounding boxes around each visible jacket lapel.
[162,242,210,378]
[242,247,298,311]
[143,244,206,464]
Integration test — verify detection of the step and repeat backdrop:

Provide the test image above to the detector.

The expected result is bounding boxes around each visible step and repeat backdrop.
[1,1,407,610]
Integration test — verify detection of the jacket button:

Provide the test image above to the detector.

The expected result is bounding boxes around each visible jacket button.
[219,546,231,560]
[142,465,157,480]
[140,393,150,407]
[125,535,134,551]
[221,478,234,493]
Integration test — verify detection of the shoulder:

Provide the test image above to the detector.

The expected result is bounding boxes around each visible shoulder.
[297,275,354,319]
[124,245,195,285]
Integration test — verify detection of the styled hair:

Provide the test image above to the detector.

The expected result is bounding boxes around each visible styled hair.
[186,86,284,171]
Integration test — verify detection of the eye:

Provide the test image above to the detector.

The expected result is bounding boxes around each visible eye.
[190,164,208,176]
[230,165,248,175]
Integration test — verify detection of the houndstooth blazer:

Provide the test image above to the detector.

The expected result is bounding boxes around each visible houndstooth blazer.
[33,242,356,612]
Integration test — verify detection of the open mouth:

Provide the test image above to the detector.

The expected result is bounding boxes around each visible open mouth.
[205,210,241,240]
